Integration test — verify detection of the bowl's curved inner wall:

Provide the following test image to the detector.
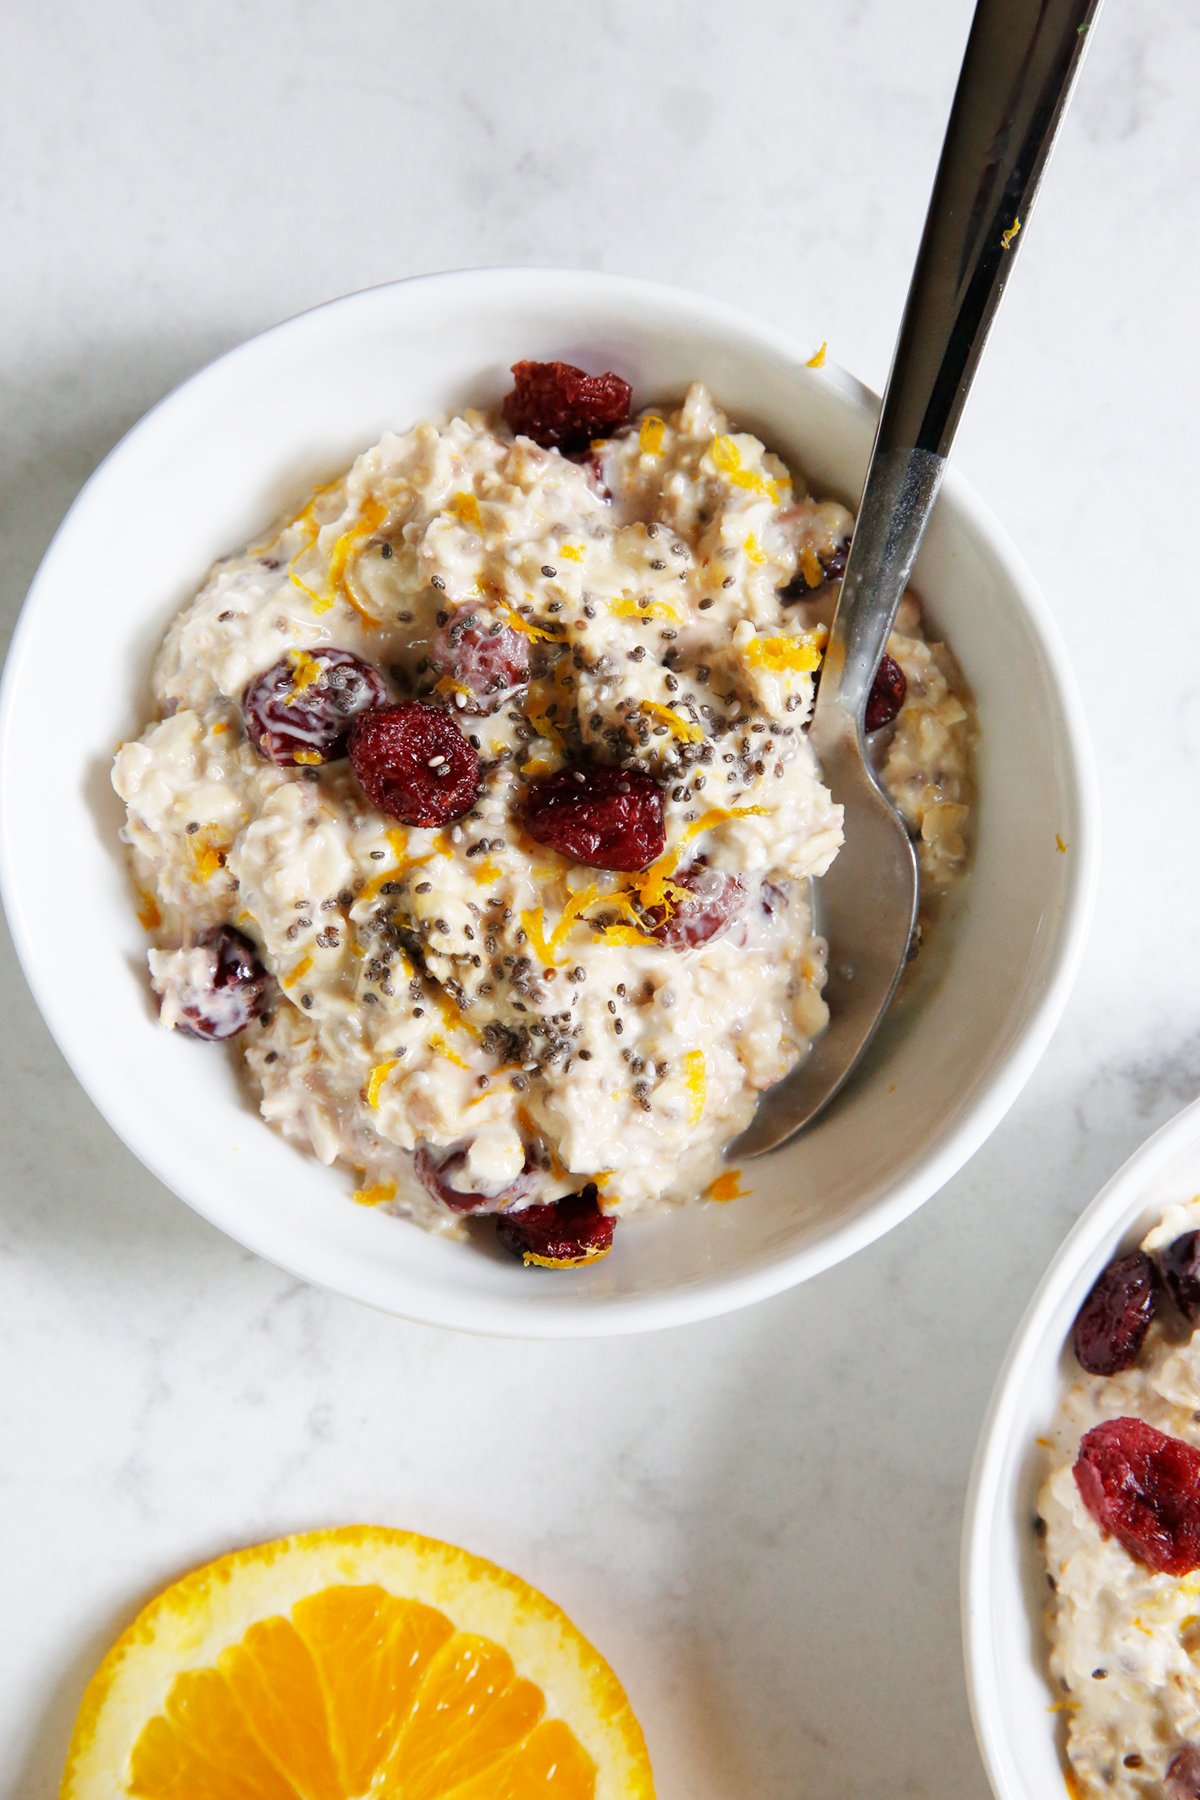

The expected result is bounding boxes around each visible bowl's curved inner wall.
[0,273,1090,1322]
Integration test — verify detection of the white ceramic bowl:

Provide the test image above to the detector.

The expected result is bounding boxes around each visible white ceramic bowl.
[0,269,1098,1336]
[963,1095,1200,1797]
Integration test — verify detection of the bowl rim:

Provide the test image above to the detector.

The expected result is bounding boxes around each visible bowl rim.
[0,267,1102,1336]
[960,1092,1200,1798]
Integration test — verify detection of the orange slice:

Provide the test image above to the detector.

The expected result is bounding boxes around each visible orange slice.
[60,1526,654,1800]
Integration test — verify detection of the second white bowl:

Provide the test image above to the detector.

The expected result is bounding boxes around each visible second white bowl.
[963,1094,1200,1798]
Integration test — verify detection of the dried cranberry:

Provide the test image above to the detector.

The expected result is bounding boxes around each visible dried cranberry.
[349,702,480,826]
[502,360,632,454]
[646,863,746,949]
[806,652,906,733]
[242,649,387,764]
[864,654,907,733]
[783,537,849,600]
[413,1145,536,1216]
[1161,1232,1200,1322]
[495,1187,615,1267]
[428,602,529,715]
[1073,1251,1159,1375]
[1166,1746,1200,1799]
[1075,1417,1200,1576]
[523,761,665,872]
[172,927,270,1040]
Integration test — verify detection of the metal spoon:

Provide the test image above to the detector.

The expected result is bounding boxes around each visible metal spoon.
[732,0,1102,1158]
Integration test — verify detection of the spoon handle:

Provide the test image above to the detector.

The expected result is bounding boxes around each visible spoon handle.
[816,0,1103,733]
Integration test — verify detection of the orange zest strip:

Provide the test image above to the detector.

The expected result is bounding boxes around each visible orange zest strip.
[520,907,553,965]
[799,546,825,589]
[521,885,601,965]
[593,892,643,927]
[640,701,703,743]
[352,1181,397,1207]
[366,1059,398,1108]
[599,924,657,948]
[429,1032,470,1071]
[286,476,345,606]
[549,884,600,955]
[525,703,565,751]
[434,985,481,1042]
[524,1244,613,1270]
[608,597,680,623]
[684,1050,706,1124]
[285,650,324,700]
[283,954,313,989]
[190,835,227,885]
[287,486,387,624]
[325,497,388,625]
[638,415,665,456]
[689,804,769,835]
[614,805,768,919]
[495,596,556,642]
[744,632,823,674]
[450,491,482,530]
[709,434,781,503]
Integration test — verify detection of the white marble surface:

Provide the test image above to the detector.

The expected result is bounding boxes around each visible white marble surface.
[3,2,1200,1794]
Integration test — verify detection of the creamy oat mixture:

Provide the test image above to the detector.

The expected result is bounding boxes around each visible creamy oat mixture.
[113,377,973,1247]
[1040,1199,1200,1796]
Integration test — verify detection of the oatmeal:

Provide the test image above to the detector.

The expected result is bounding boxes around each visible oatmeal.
[1039,1201,1200,1795]
[112,361,973,1262]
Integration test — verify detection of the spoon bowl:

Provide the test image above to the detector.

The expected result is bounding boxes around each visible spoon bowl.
[731,715,918,1156]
